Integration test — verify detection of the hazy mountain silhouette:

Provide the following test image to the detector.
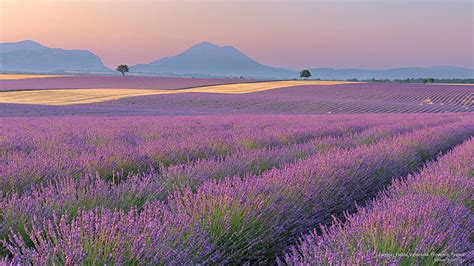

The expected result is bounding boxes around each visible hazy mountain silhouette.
[1,40,472,79]
[0,40,110,73]
[131,41,473,79]
[309,66,474,80]
[131,41,295,78]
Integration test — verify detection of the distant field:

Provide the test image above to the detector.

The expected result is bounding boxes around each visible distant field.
[0,74,67,80]
[0,75,258,91]
[0,76,472,115]
[95,83,470,114]
[0,80,353,105]
[0,89,169,105]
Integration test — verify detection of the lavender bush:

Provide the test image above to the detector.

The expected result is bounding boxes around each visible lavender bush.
[1,115,391,193]
[283,138,474,265]
[0,115,461,252]
[0,114,472,263]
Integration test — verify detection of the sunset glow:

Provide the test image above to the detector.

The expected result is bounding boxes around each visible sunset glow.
[1,0,472,69]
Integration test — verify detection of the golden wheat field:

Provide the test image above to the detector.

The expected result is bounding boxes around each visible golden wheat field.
[0,74,69,80]
[0,80,354,105]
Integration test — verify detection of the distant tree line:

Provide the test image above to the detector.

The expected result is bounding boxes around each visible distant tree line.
[112,63,471,84]
[348,78,474,84]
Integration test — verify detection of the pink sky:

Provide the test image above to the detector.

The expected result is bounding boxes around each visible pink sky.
[1,0,473,69]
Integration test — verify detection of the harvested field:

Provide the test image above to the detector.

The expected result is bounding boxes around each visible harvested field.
[0,76,258,91]
[0,80,354,105]
[0,74,68,80]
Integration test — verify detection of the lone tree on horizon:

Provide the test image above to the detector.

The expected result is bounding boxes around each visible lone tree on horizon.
[423,78,434,84]
[116,65,129,76]
[300,69,312,79]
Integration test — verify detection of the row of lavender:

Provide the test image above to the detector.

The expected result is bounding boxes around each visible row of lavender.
[1,115,380,193]
[1,114,458,194]
[0,114,454,252]
[0,114,421,257]
[283,137,474,265]
[1,115,472,263]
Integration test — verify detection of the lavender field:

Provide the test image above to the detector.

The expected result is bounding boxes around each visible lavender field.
[2,0,473,263]
[0,76,472,116]
[1,112,473,264]
[0,74,473,265]
[97,82,472,115]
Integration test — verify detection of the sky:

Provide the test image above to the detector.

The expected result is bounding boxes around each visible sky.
[0,0,473,69]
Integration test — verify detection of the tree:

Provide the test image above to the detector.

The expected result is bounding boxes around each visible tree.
[300,69,312,79]
[116,65,129,76]
[423,78,434,84]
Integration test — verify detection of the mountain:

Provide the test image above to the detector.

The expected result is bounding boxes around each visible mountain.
[309,66,474,80]
[131,41,473,79]
[131,41,295,78]
[0,40,110,73]
[1,40,472,79]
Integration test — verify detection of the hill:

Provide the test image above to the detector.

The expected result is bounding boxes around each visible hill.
[1,40,472,79]
[309,66,474,80]
[0,40,110,73]
[131,41,295,78]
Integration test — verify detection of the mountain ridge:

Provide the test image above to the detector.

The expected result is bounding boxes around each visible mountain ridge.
[0,40,110,73]
[131,41,295,78]
[1,40,472,79]
[309,66,474,80]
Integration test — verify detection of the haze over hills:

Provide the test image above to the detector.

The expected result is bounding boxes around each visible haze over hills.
[129,41,474,79]
[0,40,110,73]
[0,40,472,79]
[309,66,474,80]
[131,41,294,78]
